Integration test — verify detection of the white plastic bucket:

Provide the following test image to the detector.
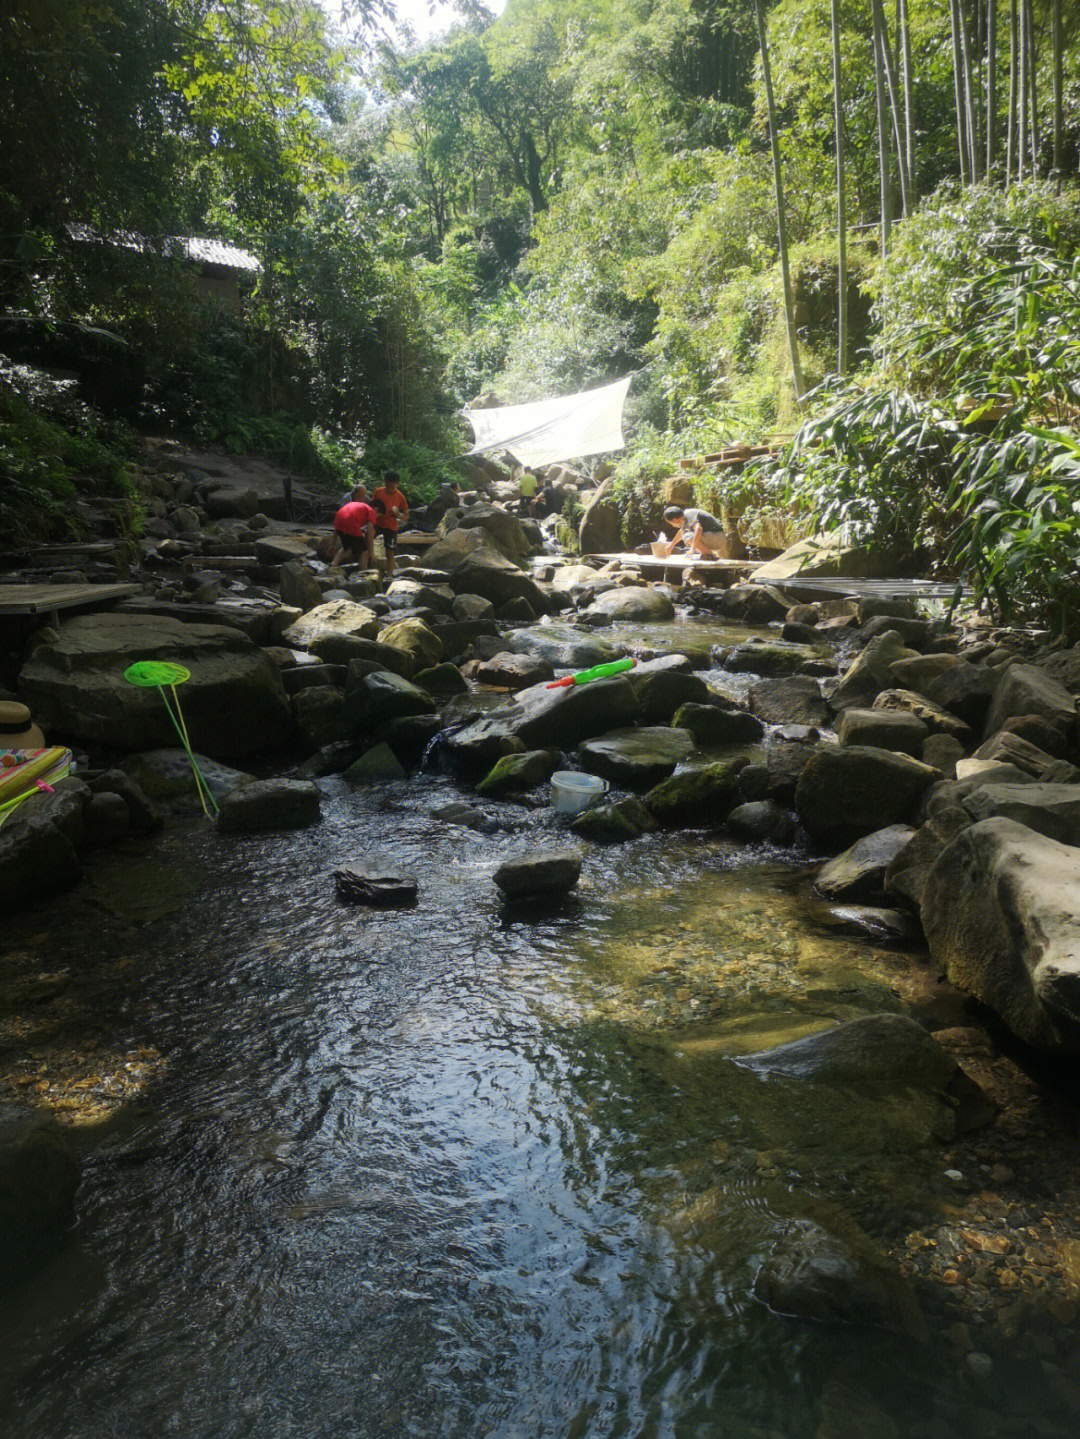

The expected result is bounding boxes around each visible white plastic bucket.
[550,771,608,814]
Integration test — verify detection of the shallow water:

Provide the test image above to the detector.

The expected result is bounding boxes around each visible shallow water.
[0,773,1076,1439]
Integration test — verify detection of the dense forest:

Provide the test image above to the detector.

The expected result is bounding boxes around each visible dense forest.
[3,0,1080,619]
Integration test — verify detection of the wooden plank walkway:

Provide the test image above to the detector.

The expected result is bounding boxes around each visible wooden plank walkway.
[0,582,140,616]
[588,553,763,585]
[750,575,966,600]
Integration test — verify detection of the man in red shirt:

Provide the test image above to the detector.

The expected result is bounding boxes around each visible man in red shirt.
[331,496,377,568]
[371,470,409,577]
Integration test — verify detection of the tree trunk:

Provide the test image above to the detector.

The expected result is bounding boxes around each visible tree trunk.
[753,0,805,401]
[1018,0,1028,180]
[1007,0,1018,183]
[958,0,981,182]
[1026,0,1039,174]
[871,0,910,212]
[831,0,848,375]
[986,0,997,177]
[1052,0,1063,176]
[899,0,915,196]
[949,0,971,184]
[872,1,893,247]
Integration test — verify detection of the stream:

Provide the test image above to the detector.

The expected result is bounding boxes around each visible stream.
[2,618,1080,1438]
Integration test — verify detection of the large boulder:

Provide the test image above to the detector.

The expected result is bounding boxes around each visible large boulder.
[278,561,323,613]
[872,688,972,743]
[19,613,291,761]
[451,503,533,561]
[578,476,622,554]
[926,661,1002,728]
[0,786,85,912]
[292,686,349,753]
[828,631,920,711]
[217,778,321,834]
[921,818,1080,1052]
[816,825,916,902]
[674,702,764,746]
[749,676,828,728]
[795,745,940,846]
[738,1014,993,1134]
[888,652,962,693]
[644,761,741,827]
[513,674,640,750]
[493,848,582,901]
[474,652,555,690]
[505,626,618,670]
[958,782,1080,846]
[476,749,561,798]
[752,532,903,583]
[121,749,253,806]
[981,662,1076,741]
[579,727,695,786]
[347,671,436,728]
[725,641,820,676]
[280,600,380,650]
[384,579,454,616]
[628,662,709,722]
[0,1103,81,1284]
[582,587,675,623]
[378,618,443,670]
[449,550,550,613]
[835,707,928,756]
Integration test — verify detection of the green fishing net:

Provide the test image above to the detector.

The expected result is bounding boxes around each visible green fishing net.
[124,661,191,688]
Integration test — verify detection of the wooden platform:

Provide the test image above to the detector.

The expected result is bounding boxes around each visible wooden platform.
[397,533,439,549]
[749,575,966,601]
[589,553,763,586]
[0,582,141,617]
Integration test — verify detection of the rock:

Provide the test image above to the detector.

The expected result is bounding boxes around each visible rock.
[958,782,1080,846]
[203,483,258,519]
[926,661,1002,728]
[384,714,441,766]
[347,671,436,729]
[725,641,820,676]
[712,584,790,624]
[335,866,417,907]
[885,808,973,910]
[414,662,468,697]
[19,614,291,762]
[922,818,1080,1052]
[0,793,83,912]
[493,848,582,901]
[448,550,549,613]
[512,674,641,750]
[765,738,818,804]
[921,733,966,777]
[343,742,407,783]
[88,770,164,833]
[255,534,317,565]
[384,580,454,616]
[294,742,357,778]
[578,476,622,554]
[81,790,129,847]
[320,639,415,680]
[278,561,323,613]
[292,686,349,753]
[982,662,1076,740]
[872,688,972,743]
[727,800,795,843]
[858,614,933,648]
[739,1013,994,1133]
[888,652,962,692]
[506,626,619,671]
[281,663,346,694]
[673,702,765,746]
[431,801,500,834]
[829,631,920,711]
[816,825,915,902]
[451,593,495,622]
[582,587,675,623]
[0,1103,81,1284]
[217,778,321,833]
[644,761,741,827]
[475,652,555,690]
[971,728,1062,777]
[752,532,902,582]
[118,750,253,807]
[998,712,1070,756]
[281,600,380,651]
[378,617,443,670]
[836,707,929,756]
[571,796,657,843]
[753,1218,920,1331]
[628,665,709,723]
[451,503,533,561]
[476,750,561,798]
[748,676,829,728]
[795,745,940,846]
[579,727,695,786]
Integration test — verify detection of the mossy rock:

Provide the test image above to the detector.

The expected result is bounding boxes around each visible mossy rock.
[476,749,561,798]
[644,761,742,828]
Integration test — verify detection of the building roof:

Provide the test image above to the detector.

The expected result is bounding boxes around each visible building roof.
[66,224,261,273]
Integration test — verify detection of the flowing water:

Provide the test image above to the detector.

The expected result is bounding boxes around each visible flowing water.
[1,760,1077,1436]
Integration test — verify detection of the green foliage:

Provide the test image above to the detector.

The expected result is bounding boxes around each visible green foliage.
[353,435,464,504]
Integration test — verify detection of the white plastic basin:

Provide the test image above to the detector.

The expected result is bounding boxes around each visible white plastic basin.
[550,770,608,814]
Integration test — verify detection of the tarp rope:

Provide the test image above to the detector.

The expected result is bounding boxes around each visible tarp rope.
[124,661,219,817]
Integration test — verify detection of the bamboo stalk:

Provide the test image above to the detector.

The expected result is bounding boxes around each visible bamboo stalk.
[831,0,847,375]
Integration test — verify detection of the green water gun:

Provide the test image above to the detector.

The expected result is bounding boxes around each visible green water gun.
[546,656,637,689]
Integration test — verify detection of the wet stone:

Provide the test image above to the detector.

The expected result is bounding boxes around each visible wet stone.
[335,866,418,908]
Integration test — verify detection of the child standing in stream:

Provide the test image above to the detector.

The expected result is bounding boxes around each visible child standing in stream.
[372,470,409,578]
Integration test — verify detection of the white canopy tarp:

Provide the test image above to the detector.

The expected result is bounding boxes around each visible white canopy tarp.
[461,376,632,470]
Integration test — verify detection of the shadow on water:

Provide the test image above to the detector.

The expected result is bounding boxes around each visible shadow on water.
[0,774,1078,1438]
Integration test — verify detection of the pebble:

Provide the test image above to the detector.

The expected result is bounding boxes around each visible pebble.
[944,1169,965,1184]
[965,1350,993,1378]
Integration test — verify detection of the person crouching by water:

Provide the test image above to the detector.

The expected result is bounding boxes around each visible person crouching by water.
[372,470,408,578]
[661,505,745,560]
[331,494,377,568]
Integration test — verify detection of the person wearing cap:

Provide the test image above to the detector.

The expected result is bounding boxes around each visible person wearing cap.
[0,701,45,750]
